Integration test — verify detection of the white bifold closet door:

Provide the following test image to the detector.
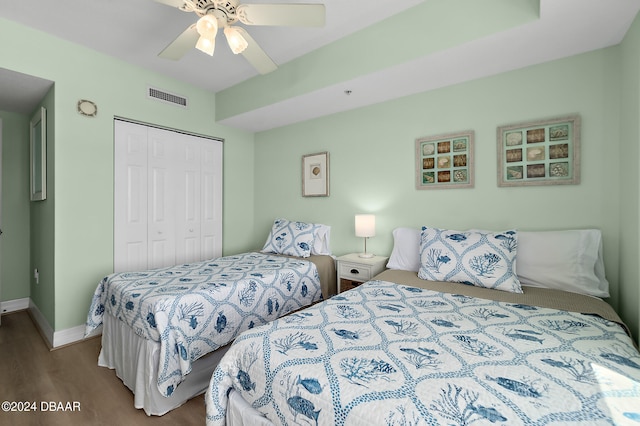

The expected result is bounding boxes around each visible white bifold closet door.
[114,120,223,273]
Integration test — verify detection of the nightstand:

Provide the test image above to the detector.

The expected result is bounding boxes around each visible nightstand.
[336,253,389,293]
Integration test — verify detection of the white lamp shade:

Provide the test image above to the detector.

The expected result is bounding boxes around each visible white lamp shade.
[224,27,249,54]
[196,14,218,38]
[195,35,215,55]
[355,214,375,238]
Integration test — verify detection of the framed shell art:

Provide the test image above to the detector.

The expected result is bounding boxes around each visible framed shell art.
[415,130,474,189]
[302,151,329,197]
[497,115,580,186]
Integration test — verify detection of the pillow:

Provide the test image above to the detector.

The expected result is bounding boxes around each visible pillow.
[516,229,609,297]
[418,227,522,293]
[311,224,332,255]
[261,218,319,258]
[386,227,421,271]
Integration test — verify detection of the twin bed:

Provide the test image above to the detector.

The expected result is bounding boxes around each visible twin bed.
[85,219,336,415]
[205,227,640,425]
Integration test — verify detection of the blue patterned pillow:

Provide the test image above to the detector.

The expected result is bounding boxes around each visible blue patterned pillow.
[418,227,522,293]
[261,218,319,258]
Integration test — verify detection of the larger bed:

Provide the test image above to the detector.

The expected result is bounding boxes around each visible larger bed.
[205,227,640,425]
[84,218,336,415]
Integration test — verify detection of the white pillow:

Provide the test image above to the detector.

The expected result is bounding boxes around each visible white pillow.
[386,227,421,271]
[516,229,609,297]
[418,227,522,293]
[311,224,332,255]
[261,218,318,258]
[386,226,609,297]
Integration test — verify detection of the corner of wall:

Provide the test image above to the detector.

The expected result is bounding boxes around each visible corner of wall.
[28,298,92,348]
[28,298,53,348]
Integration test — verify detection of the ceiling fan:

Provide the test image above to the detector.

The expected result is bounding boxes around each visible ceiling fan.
[154,0,325,74]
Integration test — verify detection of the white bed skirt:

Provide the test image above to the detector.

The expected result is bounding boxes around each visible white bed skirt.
[99,312,229,416]
[226,390,274,426]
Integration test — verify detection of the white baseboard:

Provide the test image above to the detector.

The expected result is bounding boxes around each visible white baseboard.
[53,324,90,348]
[1,297,29,314]
[28,299,54,348]
[3,298,96,348]
[29,300,95,348]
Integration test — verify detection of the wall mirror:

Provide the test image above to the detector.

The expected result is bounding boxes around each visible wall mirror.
[30,106,47,201]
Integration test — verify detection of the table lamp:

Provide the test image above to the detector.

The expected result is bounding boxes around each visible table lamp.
[355,214,375,258]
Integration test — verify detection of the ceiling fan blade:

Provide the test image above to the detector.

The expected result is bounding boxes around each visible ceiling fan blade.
[235,28,278,74]
[237,4,325,27]
[153,0,186,8]
[158,24,199,60]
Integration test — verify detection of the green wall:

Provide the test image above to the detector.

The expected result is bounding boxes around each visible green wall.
[0,110,31,302]
[0,18,256,331]
[254,47,636,338]
[619,13,640,342]
[29,87,55,325]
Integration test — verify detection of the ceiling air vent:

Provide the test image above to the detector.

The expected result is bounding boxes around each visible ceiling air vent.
[147,87,188,108]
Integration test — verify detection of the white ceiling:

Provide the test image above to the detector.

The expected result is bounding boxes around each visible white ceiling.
[224,0,640,131]
[1,0,640,130]
[0,0,421,115]
[0,68,53,115]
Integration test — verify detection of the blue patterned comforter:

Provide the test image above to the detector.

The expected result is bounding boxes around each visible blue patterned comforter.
[85,252,322,397]
[206,279,640,425]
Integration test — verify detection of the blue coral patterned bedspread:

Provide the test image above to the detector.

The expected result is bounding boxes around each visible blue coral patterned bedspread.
[206,279,640,425]
[85,252,322,397]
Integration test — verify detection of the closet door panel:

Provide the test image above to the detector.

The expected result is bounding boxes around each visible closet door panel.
[147,128,176,269]
[201,141,223,260]
[175,133,202,264]
[114,121,149,272]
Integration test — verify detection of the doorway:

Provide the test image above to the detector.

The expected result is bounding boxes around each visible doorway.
[0,68,53,324]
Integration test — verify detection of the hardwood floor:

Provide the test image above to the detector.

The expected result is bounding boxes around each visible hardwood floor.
[0,311,205,426]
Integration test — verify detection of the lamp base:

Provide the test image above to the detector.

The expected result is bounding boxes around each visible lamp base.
[358,252,374,259]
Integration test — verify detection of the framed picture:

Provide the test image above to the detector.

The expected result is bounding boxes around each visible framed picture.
[415,130,474,189]
[302,151,329,197]
[30,106,47,201]
[497,115,580,187]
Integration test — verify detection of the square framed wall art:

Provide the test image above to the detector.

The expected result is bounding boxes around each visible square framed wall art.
[497,115,580,187]
[415,130,474,189]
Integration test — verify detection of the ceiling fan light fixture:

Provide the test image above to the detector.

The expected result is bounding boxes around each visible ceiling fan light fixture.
[195,35,215,55]
[157,0,327,72]
[196,14,218,38]
[224,27,248,54]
